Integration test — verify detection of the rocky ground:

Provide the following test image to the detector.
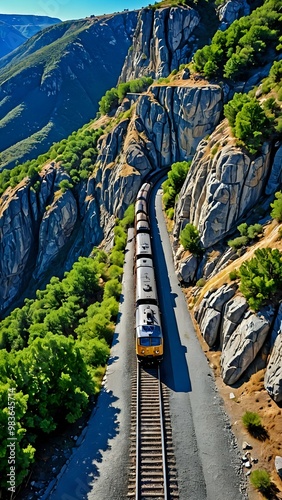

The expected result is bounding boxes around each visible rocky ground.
[190,311,282,500]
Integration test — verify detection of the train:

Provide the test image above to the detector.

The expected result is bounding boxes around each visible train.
[134,182,163,363]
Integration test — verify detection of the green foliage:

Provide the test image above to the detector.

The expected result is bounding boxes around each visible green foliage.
[59,179,73,192]
[228,223,263,249]
[229,269,239,281]
[99,77,153,115]
[162,161,190,212]
[250,469,271,493]
[0,122,103,196]
[224,93,269,153]
[0,205,132,485]
[270,191,282,221]
[239,248,282,310]
[193,0,281,81]
[242,411,261,430]
[228,235,248,249]
[180,223,202,255]
[196,278,206,287]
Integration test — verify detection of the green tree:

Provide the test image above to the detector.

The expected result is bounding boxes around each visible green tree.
[239,248,282,310]
[270,191,282,221]
[180,223,202,255]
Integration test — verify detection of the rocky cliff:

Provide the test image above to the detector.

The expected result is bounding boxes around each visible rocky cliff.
[119,6,200,81]
[173,122,280,249]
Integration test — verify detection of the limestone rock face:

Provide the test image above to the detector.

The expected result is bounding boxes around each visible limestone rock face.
[174,123,272,248]
[33,190,78,280]
[218,0,250,31]
[119,6,200,82]
[264,333,282,402]
[176,254,198,283]
[265,144,282,195]
[0,164,103,314]
[221,307,275,385]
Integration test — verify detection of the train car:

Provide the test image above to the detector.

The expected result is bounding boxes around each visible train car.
[136,182,151,201]
[136,232,152,259]
[136,266,158,305]
[135,304,163,362]
[135,199,147,216]
[136,256,153,269]
[136,216,150,234]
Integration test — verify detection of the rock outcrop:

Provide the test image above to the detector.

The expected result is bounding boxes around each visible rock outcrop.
[119,6,200,82]
[0,164,103,314]
[174,122,272,248]
[195,283,282,399]
[217,0,250,31]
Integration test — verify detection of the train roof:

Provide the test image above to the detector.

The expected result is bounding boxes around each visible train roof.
[136,219,150,233]
[136,266,158,305]
[136,182,151,201]
[136,232,152,258]
[136,304,162,338]
[135,199,147,215]
[136,257,153,269]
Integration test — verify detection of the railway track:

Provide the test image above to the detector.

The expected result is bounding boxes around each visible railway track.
[128,363,179,500]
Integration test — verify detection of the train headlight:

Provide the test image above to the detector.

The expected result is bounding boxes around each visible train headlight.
[141,350,145,354]
[155,349,159,354]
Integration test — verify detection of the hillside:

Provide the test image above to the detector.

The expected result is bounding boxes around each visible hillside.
[0,11,138,171]
[0,14,61,58]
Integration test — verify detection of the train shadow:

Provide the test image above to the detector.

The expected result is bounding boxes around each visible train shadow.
[150,224,191,394]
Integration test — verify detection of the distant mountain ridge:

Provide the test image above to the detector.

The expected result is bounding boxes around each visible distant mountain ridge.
[0,13,61,57]
[0,11,138,171]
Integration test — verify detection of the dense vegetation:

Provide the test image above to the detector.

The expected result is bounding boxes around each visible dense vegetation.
[239,247,282,310]
[0,205,134,491]
[0,121,103,196]
[162,161,191,219]
[98,77,153,115]
[193,0,281,80]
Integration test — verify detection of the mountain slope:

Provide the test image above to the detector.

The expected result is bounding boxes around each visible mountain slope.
[0,11,138,171]
[0,14,61,57]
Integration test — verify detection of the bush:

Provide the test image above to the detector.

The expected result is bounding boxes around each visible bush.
[270,191,282,221]
[196,278,206,287]
[229,269,239,280]
[228,235,248,249]
[250,469,271,493]
[180,224,202,255]
[242,411,261,431]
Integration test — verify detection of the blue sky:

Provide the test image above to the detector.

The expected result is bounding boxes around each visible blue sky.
[0,0,147,21]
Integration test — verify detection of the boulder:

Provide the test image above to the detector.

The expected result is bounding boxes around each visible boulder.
[201,308,221,347]
[221,307,275,385]
[265,145,282,195]
[176,254,198,283]
[220,296,249,347]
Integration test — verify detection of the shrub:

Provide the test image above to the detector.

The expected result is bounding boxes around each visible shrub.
[59,179,73,193]
[166,208,174,220]
[196,278,206,287]
[229,269,239,280]
[228,236,248,249]
[270,191,282,221]
[250,469,271,493]
[242,411,261,431]
[180,224,202,255]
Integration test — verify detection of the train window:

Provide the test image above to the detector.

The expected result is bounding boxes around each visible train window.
[140,337,161,346]
[140,338,151,346]
[151,337,161,346]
